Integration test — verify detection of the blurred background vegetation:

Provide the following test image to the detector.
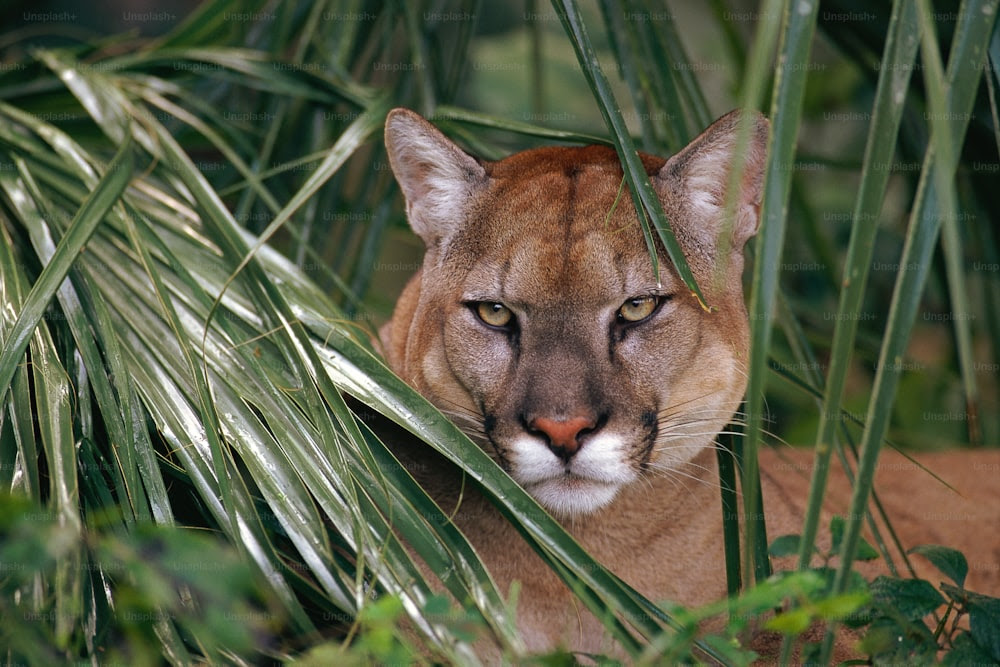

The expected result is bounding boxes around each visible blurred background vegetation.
[0,0,997,663]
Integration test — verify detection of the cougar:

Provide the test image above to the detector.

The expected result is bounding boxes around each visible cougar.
[377,107,1000,659]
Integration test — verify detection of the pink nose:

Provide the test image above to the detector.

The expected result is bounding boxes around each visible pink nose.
[529,416,596,461]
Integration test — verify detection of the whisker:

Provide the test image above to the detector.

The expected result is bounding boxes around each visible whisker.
[645,463,729,493]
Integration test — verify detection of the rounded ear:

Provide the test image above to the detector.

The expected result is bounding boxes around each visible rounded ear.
[384,109,487,249]
[656,109,769,254]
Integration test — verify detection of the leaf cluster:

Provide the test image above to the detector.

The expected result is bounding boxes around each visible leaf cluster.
[772,521,1000,666]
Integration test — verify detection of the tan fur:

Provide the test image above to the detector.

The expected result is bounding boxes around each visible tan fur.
[380,108,1000,659]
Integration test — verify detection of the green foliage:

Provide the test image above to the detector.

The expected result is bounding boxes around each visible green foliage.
[857,566,1000,666]
[0,494,278,663]
[772,523,1000,666]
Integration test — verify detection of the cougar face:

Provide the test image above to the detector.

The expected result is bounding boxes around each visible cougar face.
[382,109,767,516]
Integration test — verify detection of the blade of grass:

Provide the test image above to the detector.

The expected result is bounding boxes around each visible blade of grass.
[939,182,981,446]
[30,322,81,648]
[138,87,281,211]
[116,187,345,629]
[163,236,518,651]
[981,31,1000,433]
[716,435,742,598]
[708,0,751,84]
[348,424,522,653]
[0,99,101,184]
[433,104,609,144]
[0,222,41,501]
[119,187,513,651]
[118,48,363,106]
[34,49,137,148]
[130,250,494,648]
[228,0,327,231]
[742,0,819,587]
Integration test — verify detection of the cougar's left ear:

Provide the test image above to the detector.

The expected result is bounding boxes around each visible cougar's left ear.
[656,109,769,253]
[384,108,487,249]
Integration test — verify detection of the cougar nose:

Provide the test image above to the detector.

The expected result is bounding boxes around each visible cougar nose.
[528,416,597,462]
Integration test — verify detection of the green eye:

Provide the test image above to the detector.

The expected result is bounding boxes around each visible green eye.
[617,296,659,323]
[475,302,514,328]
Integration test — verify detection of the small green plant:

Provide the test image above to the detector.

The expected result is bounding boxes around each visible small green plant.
[854,545,1000,666]
[770,517,1000,666]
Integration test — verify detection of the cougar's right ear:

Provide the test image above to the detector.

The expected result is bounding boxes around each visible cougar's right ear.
[384,108,487,249]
